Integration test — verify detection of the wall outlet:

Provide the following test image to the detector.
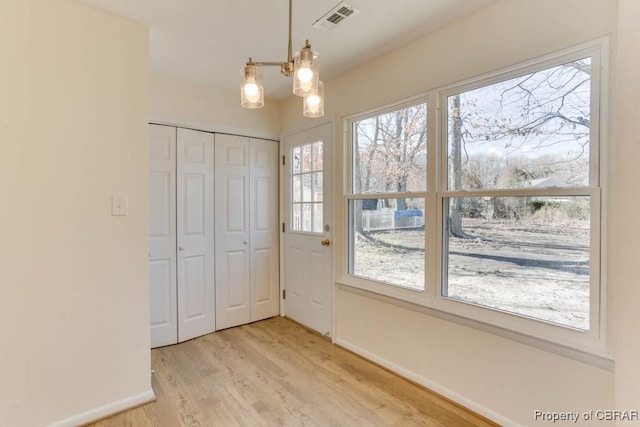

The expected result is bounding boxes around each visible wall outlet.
[111,195,128,216]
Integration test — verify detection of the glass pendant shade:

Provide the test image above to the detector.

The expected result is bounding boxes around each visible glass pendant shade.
[303,81,324,118]
[240,65,264,109]
[293,45,319,97]
[239,1,324,117]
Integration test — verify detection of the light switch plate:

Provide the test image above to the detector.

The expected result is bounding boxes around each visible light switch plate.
[111,195,128,216]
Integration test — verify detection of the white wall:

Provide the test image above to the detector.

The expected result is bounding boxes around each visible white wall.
[613,0,640,417]
[150,72,282,138]
[0,1,151,426]
[337,290,614,425]
[282,0,618,425]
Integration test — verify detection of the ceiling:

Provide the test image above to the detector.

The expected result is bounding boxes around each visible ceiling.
[79,0,495,100]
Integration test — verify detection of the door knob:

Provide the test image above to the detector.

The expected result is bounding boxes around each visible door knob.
[178,246,184,251]
[321,239,331,247]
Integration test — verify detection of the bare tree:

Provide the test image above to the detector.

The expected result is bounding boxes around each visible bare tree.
[448,58,592,228]
[449,94,465,237]
[355,103,427,207]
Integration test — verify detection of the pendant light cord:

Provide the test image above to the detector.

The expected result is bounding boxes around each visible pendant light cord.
[287,0,293,63]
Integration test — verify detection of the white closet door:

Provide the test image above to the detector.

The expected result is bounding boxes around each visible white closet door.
[177,128,215,342]
[149,124,177,348]
[250,139,279,321]
[215,134,251,330]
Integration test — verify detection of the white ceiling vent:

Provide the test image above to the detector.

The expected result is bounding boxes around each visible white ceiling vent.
[312,2,361,30]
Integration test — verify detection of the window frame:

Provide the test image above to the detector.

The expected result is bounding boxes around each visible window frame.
[289,140,326,235]
[340,38,610,363]
[345,96,431,300]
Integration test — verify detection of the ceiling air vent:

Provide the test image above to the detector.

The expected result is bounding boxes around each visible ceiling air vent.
[313,2,361,30]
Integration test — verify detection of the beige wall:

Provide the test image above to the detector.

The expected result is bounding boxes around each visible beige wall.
[150,72,282,138]
[0,1,151,426]
[613,0,640,416]
[282,0,619,425]
[337,290,614,425]
[1,0,632,424]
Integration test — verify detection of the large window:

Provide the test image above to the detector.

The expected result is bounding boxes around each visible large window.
[348,102,427,290]
[442,55,597,331]
[345,41,605,355]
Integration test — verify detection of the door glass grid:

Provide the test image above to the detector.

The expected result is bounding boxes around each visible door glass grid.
[291,141,323,233]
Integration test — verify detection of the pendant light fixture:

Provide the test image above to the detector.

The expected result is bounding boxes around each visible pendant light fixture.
[240,0,324,117]
[240,63,264,108]
[303,81,324,118]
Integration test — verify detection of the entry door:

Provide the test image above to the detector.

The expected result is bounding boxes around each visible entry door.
[283,123,333,336]
[176,128,215,342]
[149,125,177,348]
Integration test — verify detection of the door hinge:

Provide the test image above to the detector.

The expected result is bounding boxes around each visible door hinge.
[282,155,285,166]
[282,289,286,299]
[282,222,285,232]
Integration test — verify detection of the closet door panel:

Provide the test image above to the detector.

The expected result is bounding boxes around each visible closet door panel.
[177,128,215,342]
[215,134,251,329]
[250,139,279,321]
[183,255,206,319]
[225,250,249,306]
[252,248,272,303]
[149,260,173,326]
[226,176,246,231]
[149,124,178,348]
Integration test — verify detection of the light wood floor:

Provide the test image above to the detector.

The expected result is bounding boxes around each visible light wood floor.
[88,317,497,426]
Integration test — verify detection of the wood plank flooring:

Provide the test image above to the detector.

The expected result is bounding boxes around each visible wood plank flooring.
[88,317,497,426]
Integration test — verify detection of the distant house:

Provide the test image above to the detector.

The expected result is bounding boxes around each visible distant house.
[527,177,570,205]
[528,177,564,188]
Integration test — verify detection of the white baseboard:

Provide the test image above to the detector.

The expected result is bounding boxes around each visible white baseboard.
[48,389,155,427]
[334,338,520,427]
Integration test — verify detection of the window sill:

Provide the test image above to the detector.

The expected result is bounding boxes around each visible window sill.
[335,280,614,371]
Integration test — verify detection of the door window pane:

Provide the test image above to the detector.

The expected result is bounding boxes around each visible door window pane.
[313,141,323,171]
[302,203,312,232]
[302,144,312,173]
[292,175,301,202]
[302,174,312,202]
[290,141,324,234]
[292,204,301,231]
[313,204,323,233]
[292,147,301,173]
[312,172,323,202]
